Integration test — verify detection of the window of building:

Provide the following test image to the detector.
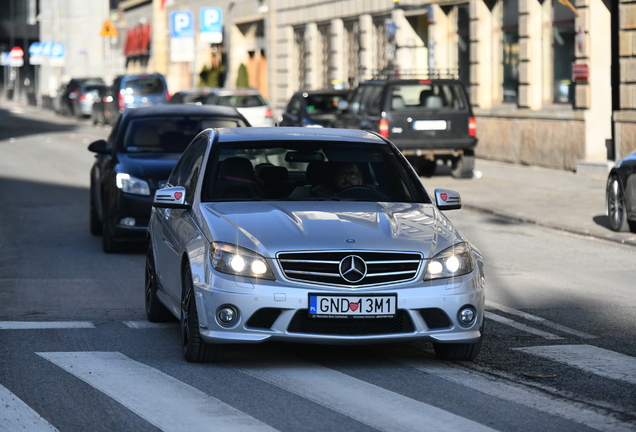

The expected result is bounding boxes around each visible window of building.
[294,27,307,89]
[318,23,330,89]
[502,0,519,103]
[552,3,576,103]
[344,20,360,88]
[457,4,470,90]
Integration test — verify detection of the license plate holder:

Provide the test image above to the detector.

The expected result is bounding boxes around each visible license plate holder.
[308,294,397,318]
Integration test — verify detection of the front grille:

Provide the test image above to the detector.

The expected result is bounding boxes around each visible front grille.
[277,251,422,287]
[419,308,452,329]
[246,308,281,329]
[287,309,414,335]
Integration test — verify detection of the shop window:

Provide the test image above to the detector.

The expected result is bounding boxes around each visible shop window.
[553,3,576,103]
[502,0,519,103]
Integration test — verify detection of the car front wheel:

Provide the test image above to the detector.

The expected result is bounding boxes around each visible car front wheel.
[181,266,224,363]
[607,177,631,232]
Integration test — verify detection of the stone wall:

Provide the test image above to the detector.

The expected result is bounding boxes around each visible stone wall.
[475,114,586,171]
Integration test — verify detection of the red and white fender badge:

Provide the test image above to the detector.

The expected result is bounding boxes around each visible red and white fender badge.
[174,192,183,200]
[440,192,448,202]
[349,302,359,312]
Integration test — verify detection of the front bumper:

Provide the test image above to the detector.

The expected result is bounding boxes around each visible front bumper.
[193,269,485,345]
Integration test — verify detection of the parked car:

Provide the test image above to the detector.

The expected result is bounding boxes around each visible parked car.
[197,88,275,127]
[334,73,477,178]
[73,83,108,118]
[280,89,350,127]
[145,126,485,363]
[104,73,170,125]
[88,104,250,253]
[57,77,105,116]
[90,86,115,126]
[168,88,209,105]
[606,150,636,232]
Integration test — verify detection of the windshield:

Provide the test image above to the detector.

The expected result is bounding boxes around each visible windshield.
[123,77,165,95]
[202,140,430,203]
[389,83,466,111]
[212,94,266,108]
[305,94,347,114]
[123,116,246,152]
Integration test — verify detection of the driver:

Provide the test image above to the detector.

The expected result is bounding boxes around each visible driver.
[334,162,363,192]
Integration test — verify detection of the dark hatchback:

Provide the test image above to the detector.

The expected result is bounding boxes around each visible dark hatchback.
[606,150,636,232]
[279,89,350,128]
[89,104,250,253]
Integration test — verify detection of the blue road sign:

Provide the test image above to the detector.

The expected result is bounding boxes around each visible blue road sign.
[201,8,222,33]
[170,11,194,38]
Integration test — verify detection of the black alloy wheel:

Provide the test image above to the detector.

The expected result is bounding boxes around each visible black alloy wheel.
[181,266,224,363]
[607,177,630,232]
[145,243,175,322]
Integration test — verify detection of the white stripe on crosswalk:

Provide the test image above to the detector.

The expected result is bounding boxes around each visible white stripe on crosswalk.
[398,355,636,432]
[0,321,95,330]
[37,352,276,432]
[0,384,59,432]
[232,356,498,432]
[122,321,176,329]
[485,312,564,340]
[513,344,636,385]
[486,301,598,339]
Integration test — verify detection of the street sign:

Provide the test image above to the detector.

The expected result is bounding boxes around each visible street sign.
[200,7,223,43]
[29,42,43,65]
[7,46,24,67]
[100,19,118,37]
[170,11,194,38]
[572,63,588,83]
[50,43,65,67]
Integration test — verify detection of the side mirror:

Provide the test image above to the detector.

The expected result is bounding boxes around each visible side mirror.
[434,188,462,211]
[153,186,191,209]
[88,139,110,154]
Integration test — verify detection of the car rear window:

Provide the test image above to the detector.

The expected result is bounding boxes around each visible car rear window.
[123,116,246,152]
[212,94,266,108]
[305,94,347,114]
[123,78,165,95]
[388,83,466,111]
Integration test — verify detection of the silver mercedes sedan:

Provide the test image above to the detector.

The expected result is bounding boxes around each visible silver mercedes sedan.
[146,127,485,363]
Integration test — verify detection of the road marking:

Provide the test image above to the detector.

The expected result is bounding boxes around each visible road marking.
[399,355,636,432]
[485,312,564,340]
[37,352,276,432]
[0,321,95,330]
[514,345,636,385]
[123,321,176,329]
[232,356,498,432]
[486,301,597,339]
[0,384,59,432]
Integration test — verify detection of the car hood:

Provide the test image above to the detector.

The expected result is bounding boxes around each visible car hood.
[198,201,465,259]
[117,152,181,189]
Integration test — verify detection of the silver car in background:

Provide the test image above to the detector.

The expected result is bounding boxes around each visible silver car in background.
[146,127,485,363]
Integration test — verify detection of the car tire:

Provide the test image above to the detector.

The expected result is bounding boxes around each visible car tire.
[451,154,475,179]
[101,219,123,253]
[90,193,102,236]
[145,243,175,323]
[181,266,224,363]
[433,323,483,361]
[607,176,631,232]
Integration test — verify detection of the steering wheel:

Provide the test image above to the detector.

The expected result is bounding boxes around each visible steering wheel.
[334,186,389,201]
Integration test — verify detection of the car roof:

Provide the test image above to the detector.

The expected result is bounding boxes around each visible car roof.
[361,78,465,85]
[213,127,386,144]
[295,89,350,96]
[121,104,245,119]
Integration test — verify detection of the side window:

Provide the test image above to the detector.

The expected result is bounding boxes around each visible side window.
[169,137,208,200]
[365,86,384,115]
[288,96,302,116]
[349,86,367,114]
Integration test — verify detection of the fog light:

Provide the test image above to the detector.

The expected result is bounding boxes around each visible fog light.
[458,306,476,326]
[119,217,136,227]
[217,305,238,327]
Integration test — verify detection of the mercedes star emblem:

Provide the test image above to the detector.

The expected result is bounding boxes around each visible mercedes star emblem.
[339,255,367,283]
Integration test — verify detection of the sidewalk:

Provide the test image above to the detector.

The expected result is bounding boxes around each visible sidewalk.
[424,160,636,247]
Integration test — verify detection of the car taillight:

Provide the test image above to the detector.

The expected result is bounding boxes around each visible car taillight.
[79,93,90,102]
[468,117,477,137]
[118,92,125,111]
[379,118,389,138]
[165,91,171,101]
[265,109,272,118]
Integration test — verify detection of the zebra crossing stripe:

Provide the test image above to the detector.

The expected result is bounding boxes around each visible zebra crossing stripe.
[36,352,276,432]
[0,384,59,432]
[232,356,498,432]
[0,321,95,330]
[513,344,636,385]
[485,312,564,340]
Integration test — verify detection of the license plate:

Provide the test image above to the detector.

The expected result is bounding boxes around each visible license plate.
[308,294,397,318]
[413,120,447,131]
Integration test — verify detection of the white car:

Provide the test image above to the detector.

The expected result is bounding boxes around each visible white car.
[199,88,275,127]
[146,127,485,363]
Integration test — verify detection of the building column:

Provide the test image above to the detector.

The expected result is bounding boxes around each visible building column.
[359,14,373,81]
[331,18,344,88]
[274,25,295,113]
[518,0,543,109]
[429,5,456,73]
[305,23,319,90]
[470,0,495,108]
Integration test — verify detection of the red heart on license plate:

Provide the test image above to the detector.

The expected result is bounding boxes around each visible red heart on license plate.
[349,302,359,312]
[174,192,183,200]
[440,193,448,201]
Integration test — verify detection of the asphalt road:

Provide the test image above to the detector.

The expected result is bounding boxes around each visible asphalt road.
[0,104,635,432]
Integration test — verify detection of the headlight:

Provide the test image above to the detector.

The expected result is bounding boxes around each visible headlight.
[424,243,474,280]
[211,242,275,280]
[116,173,150,196]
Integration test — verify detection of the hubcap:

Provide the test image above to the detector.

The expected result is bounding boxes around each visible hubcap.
[609,180,623,227]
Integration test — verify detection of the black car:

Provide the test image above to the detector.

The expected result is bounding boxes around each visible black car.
[90,85,115,126]
[280,89,350,128]
[102,73,170,126]
[57,77,105,117]
[88,104,250,253]
[334,74,477,178]
[606,150,636,232]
